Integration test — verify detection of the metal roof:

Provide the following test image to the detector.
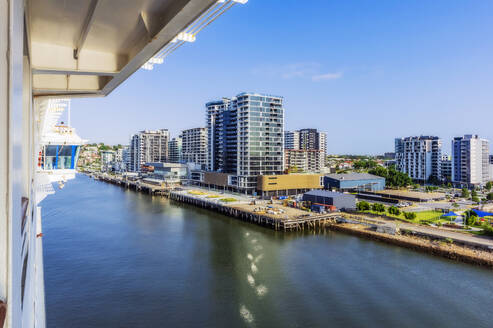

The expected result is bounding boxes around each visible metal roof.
[325,173,385,181]
[304,190,353,199]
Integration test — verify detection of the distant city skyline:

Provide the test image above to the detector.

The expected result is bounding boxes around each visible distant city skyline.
[71,0,493,154]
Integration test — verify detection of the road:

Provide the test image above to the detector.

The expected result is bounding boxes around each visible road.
[348,214,493,249]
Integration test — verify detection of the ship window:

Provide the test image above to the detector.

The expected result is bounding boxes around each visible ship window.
[42,145,80,170]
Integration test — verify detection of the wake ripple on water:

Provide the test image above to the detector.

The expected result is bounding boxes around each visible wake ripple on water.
[247,274,255,287]
[256,285,268,298]
[239,305,254,324]
[247,253,253,261]
[251,263,258,274]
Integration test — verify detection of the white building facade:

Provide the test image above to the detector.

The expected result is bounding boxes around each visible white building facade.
[181,128,207,168]
[452,135,490,187]
[395,136,442,181]
[129,130,170,172]
[206,93,285,192]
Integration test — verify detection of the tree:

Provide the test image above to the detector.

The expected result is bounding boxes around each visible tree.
[486,181,493,191]
[461,188,470,199]
[487,193,493,201]
[357,201,370,211]
[471,189,478,198]
[464,210,478,226]
[353,160,377,170]
[372,203,385,213]
[472,196,480,203]
[427,175,441,186]
[368,165,412,188]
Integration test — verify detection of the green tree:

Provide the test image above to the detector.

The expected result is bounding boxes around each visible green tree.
[461,188,470,199]
[487,193,493,201]
[464,210,478,226]
[486,181,493,191]
[357,201,370,211]
[368,165,412,188]
[472,196,480,203]
[371,203,385,213]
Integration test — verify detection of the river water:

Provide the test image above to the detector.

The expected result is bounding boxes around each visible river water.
[42,175,493,327]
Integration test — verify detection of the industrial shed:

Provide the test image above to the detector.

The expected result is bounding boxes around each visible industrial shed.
[302,190,356,210]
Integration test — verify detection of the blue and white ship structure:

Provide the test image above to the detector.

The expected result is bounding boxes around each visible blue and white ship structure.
[0,1,247,327]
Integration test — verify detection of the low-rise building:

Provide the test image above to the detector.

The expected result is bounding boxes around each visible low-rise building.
[302,190,356,210]
[257,174,324,198]
[324,173,385,192]
[146,162,188,183]
[188,172,324,197]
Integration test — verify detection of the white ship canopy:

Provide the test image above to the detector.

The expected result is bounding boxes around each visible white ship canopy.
[28,0,226,97]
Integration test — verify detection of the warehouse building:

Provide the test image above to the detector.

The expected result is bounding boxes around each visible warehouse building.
[324,173,385,192]
[257,174,324,198]
[302,190,356,210]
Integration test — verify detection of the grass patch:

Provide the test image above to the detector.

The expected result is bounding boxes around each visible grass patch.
[188,190,208,196]
[360,210,443,224]
[219,198,237,203]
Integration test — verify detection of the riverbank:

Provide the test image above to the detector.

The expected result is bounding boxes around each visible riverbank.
[87,172,493,269]
[331,223,493,269]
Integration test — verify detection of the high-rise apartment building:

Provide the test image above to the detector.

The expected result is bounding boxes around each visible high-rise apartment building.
[395,136,442,181]
[284,129,327,170]
[129,129,170,172]
[284,131,300,150]
[168,136,183,163]
[452,135,490,186]
[441,154,452,182]
[299,128,327,154]
[206,92,284,192]
[206,98,231,172]
[182,127,208,168]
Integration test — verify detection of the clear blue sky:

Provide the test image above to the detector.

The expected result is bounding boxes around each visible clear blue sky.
[72,0,493,155]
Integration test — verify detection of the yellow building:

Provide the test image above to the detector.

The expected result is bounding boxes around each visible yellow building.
[257,174,324,198]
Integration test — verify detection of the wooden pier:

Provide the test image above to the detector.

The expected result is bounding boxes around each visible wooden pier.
[88,172,341,231]
[168,191,340,231]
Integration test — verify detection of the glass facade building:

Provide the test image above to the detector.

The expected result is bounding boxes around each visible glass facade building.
[206,92,284,192]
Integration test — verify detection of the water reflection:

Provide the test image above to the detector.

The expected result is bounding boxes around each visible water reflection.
[42,175,493,328]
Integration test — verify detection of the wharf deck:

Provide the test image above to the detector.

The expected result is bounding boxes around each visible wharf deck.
[88,172,341,231]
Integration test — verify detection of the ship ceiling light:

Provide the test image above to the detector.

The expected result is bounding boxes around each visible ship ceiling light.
[141,0,247,71]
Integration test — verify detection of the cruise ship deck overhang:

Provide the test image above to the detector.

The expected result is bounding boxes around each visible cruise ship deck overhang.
[29,0,218,97]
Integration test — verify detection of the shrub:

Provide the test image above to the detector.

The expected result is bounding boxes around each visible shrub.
[403,212,417,220]
[481,223,493,236]
[472,196,480,203]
